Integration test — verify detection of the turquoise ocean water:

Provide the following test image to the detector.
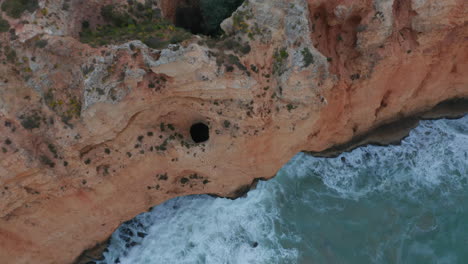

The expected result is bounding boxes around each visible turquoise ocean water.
[101,115,468,264]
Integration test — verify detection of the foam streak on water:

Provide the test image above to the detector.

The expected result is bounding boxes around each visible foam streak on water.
[101,115,468,264]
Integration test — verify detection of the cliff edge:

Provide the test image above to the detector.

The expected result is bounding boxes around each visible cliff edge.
[0,0,467,263]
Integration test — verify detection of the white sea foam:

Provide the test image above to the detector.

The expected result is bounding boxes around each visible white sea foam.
[282,116,468,201]
[102,180,299,264]
[101,115,468,264]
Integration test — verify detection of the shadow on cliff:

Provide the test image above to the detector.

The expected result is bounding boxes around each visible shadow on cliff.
[174,0,245,36]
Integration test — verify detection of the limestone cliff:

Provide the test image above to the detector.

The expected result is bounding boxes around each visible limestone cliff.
[0,0,466,263]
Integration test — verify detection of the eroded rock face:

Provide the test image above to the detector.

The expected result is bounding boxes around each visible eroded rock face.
[0,0,466,263]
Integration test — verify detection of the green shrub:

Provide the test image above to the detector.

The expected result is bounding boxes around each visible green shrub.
[101,4,133,27]
[48,143,58,158]
[40,155,55,168]
[223,38,240,50]
[80,4,190,49]
[301,48,314,67]
[169,31,191,44]
[227,54,246,70]
[0,16,10,33]
[1,0,38,19]
[287,104,297,112]
[144,37,166,49]
[20,112,41,130]
[273,47,289,75]
[5,48,17,63]
[239,43,251,54]
[180,177,189,184]
[81,21,90,29]
[35,39,48,48]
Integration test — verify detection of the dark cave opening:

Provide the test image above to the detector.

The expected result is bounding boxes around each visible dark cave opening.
[190,123,210,143]
[174,0,245,36]
[175,5,204,35]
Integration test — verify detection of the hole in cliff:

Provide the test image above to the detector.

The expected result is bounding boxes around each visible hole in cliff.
[190,123,209,143]
[174,0,245,36]
[175,4,204,34]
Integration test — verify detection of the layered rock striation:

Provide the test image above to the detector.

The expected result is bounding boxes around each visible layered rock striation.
[0,0,467,263]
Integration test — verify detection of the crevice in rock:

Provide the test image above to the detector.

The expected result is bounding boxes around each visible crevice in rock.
[307,4,363,77]
[79,110,144,158]
[374,90,392,118]
[392,0,420,50]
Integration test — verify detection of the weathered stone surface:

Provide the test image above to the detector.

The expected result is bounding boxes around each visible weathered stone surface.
[0,0,466,263]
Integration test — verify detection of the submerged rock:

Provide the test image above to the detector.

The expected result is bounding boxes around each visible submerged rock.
[137,232,147,238]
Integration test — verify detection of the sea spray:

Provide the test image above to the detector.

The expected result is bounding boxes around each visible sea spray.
[101,115,468,264]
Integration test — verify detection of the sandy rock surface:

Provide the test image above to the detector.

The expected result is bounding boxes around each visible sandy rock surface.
[0,0,467,263]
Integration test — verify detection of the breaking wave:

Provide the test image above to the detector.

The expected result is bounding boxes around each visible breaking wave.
[101,115,468,264]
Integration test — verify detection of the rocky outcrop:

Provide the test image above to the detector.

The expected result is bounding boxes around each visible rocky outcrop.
[0,0,466,263]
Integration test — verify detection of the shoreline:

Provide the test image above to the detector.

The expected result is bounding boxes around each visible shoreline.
[74,97,467,264]
[307,98,468,158]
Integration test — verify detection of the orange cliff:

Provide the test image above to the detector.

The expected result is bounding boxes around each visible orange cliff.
[0,0,467,263]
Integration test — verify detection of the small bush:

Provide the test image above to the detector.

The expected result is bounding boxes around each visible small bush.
[40,155,55,168]
[5,48,16,63]
[250,64,258,73]
[35,39,48,48]
[227,54,246,70]
[170,31,191,44]
[287,104,297,112]
[223,38,240,50]
[80,4,191,49]
[273,47,289,75]
[0,16,10,33]
[180,177,189,184]
[158,173,168,181]
[240,43,251,54]
[225,65,234,72]
[1,0,38,19]
[301,48,314,67]
[101,4,133,27]
[144,37,166,49]
[48,144,59,158]
[81,21,90,29]
[20,112,41,130]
